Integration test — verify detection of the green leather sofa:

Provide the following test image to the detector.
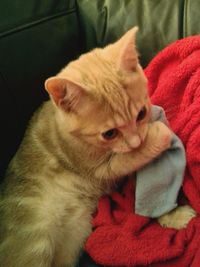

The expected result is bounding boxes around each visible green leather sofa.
[0,0,200,265]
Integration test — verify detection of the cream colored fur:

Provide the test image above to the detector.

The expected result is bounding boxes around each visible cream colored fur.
[0,27,195,267]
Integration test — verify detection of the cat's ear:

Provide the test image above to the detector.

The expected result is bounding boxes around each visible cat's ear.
[45,77,86,112]
[116,26,139,72]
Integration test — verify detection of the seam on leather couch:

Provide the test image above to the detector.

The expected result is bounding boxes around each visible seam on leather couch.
[0,8,76,39]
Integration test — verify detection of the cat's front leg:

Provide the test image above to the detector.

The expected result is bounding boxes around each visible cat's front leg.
[95,121,172,179]
[52,207,93,267]
[0,198,91,267]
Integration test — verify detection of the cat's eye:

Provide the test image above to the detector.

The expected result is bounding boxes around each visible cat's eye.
[102,128,119,140]
[136,106,147,122]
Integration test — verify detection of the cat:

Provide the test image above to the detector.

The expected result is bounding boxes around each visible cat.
[0,27,195,267]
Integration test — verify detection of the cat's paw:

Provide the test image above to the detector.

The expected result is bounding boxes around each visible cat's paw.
[147,121,172,153]
[157,205,196,230]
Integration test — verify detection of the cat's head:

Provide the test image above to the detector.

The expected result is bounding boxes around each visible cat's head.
[45,27,151,154]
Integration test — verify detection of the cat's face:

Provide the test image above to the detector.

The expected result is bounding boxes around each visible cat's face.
[45,27,151,154]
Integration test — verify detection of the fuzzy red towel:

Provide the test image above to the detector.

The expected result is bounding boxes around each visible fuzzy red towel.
[85,36,200,267]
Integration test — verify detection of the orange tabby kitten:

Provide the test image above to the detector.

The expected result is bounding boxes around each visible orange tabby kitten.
[0,27,195,267]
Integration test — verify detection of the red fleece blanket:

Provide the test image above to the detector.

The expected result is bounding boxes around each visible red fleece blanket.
[85,36,200,266]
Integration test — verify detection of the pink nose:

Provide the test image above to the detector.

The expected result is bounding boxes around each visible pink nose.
[128,135,141,148]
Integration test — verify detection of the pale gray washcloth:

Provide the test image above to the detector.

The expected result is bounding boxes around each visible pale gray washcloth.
[135,105,186,218]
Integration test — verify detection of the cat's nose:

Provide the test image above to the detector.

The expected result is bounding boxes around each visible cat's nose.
[128,135,141,149]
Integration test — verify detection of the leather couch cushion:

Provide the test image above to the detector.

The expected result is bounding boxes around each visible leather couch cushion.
[0,0,82,177]
[77,0,200,67]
